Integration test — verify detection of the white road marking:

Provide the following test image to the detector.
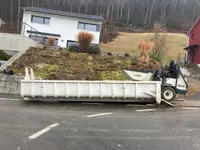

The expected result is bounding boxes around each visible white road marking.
[87,112,113,118]
[85,127,110,132]
[118,144,122,147]
[126,104,145,107]
[82,103,104,105]
[73,130,77,132]
[0,98,19,101]
[182,107,200,110]
[28,123,59,140]
[52,135,190,140]
[17,147,20,150]
[135,109,156,112]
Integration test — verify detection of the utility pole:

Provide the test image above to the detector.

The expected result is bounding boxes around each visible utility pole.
[17,0,21,33]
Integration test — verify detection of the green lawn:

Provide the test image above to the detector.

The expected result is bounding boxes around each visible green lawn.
[100,32,188,63]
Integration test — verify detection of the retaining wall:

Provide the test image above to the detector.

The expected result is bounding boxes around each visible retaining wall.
[0,33,42,52]
[0,73,23,95]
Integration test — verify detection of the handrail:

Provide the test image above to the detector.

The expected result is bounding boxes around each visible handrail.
[22,22,39,32]
[21,22,48,45]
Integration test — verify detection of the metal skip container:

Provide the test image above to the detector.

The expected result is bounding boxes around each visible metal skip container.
[21,68,162,104]
[21,80,162,104]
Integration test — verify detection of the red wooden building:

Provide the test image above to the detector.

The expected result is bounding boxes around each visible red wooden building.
[185,18,200,64]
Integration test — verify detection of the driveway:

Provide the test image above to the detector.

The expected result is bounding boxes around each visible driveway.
[0,100,200,150]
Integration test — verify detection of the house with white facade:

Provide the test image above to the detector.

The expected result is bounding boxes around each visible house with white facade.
[21,7,104,48]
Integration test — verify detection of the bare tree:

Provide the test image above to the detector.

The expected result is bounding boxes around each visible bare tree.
[0,0,199,31]
[143,0,150,28]
[126,0,131,24]
[10,0,13,24]
[79,0,84,13]
[70,0,73,12]
[31,0,34,7]
[106,2,110,19]
[147,0,156,28]
[17,0,21,33]
[120,0,125,19]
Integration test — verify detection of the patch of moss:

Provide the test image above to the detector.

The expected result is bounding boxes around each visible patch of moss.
[34,69,49,79]
[123,58,132,68]
[100,71,127,80]
[34,64,59,79]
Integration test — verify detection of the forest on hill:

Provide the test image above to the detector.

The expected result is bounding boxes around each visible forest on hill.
[0,0,200,31]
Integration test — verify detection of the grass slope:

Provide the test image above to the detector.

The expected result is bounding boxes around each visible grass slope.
[100,32,187,63]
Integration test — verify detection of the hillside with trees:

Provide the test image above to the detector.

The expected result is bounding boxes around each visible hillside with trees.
[0,0,200,31]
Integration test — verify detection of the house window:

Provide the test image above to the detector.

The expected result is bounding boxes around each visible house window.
[29,35,58,46]
[31,15,50,25]
[191,33,194,40]
[67,40,78,47]
[78,22,100,32]
[29,35,46,43]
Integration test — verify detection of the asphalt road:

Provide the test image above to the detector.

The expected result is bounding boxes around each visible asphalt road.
[0,100,200,150]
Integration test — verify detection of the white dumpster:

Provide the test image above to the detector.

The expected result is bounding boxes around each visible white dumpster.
[21,80,162,104]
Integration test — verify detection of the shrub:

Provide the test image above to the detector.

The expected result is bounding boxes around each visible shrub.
[138,41,153,60]
[68,45,80,52]
[58,47,64,50]
[78,32,94,52]
[100,31,119,43]
[88,46,101,55]
[148,23,169,63]
[149,34,168,63]
[48,37,56,46]
[124,53,130,57]
[107,52,113,56]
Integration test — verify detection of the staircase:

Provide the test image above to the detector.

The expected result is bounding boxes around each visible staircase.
[0,22,47,71]
[0,51,25,71]
[0,32,43,71]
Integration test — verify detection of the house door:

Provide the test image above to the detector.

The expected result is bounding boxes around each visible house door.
[191,50,196,64]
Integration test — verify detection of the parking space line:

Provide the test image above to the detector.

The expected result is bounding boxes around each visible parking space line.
[87,112,113,118]
[28,123,59,140]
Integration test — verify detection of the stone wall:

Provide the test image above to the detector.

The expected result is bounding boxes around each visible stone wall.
[0,73,23,95]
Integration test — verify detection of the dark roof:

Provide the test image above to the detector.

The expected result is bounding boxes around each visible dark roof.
[184,44,199,50]
[22,7,104,21]
[188,16,200,35]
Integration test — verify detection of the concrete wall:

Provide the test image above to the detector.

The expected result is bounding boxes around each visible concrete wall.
[0,33,42,52]
[22,11,102,48]
[0,73,23,95]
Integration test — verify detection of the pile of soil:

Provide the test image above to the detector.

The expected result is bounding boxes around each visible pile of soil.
[9,48,161,80]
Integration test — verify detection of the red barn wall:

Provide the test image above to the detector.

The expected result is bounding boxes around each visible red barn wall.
[189,20,200,64]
